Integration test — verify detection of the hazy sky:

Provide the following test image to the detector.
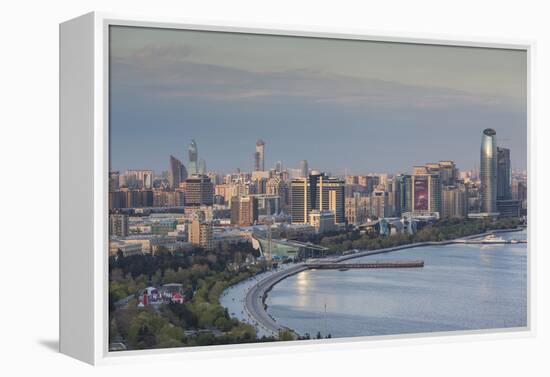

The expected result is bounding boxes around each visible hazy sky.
[109,26,527,176]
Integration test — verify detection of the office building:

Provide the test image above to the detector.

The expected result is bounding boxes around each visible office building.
[370,190,389,218]
[480,128,498,213]
[438,161,458,186]
[497,147,512,200]
[168,155,188,189]
[181,175,214,206]
[345,194,369,225]
[441,184,468,218]
[299,160,309,177]
[199,159,206,175]
[254,139,265,171]
[188,139,198,176]
[410,167,441,216]
[290,172,345,225]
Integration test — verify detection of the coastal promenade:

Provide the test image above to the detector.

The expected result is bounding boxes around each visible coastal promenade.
[244,264,308,337]
[235,227,526,339]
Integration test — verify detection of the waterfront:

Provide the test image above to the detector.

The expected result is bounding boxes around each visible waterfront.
[265,230,527,338]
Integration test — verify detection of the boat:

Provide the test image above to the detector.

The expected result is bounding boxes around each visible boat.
[338,267,349,272]
[482,234,506,244]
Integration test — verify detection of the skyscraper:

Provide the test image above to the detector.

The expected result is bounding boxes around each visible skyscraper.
[275,160,283,173]
[254,139,265,171]
[290,171,345,224]
[168,155,188,189]
[199,159,206,175]
[497,147,512,200]
[299,160,308,178]
[480,128,498,213]
[410,169,441,216]
[188,140,198,176]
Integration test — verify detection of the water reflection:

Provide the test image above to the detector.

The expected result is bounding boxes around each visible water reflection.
[266,230,527,338]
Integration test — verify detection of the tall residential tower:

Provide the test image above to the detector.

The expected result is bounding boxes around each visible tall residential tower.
[480,128,498,213]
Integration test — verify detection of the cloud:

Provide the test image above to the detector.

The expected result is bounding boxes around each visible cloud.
[110,44,525,112]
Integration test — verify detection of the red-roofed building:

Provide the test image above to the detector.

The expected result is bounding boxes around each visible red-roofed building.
[171,292,184,304]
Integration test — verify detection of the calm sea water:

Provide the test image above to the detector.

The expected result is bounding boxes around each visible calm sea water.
[266,230,527,338]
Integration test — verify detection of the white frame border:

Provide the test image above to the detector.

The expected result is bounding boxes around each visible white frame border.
[82,11,535,365]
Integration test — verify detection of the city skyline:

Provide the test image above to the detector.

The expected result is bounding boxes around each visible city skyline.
[109,26,527,175]
[110,134,526,178]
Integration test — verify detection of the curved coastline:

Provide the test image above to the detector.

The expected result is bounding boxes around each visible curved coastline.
[223,227,526,339]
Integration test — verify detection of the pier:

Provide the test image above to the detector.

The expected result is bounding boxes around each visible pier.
[306,260,424,269]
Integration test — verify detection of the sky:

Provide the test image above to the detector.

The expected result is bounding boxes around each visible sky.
[109,26,527,176]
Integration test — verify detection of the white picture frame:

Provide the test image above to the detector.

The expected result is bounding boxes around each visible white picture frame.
[59,11,534,365]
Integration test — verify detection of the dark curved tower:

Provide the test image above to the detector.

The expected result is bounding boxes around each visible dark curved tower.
[480,128,497,213]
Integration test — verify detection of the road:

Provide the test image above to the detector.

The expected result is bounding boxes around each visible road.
[243,264,308,338]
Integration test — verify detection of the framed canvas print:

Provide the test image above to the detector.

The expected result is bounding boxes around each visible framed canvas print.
[60,12,532,365]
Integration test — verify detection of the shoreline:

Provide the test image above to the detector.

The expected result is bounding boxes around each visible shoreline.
[222,227,526,339]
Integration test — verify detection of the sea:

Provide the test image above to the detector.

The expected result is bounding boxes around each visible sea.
[265,230,528,338]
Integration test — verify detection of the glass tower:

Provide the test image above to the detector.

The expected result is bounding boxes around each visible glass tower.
[480,128,497,213]
[168,155,188,188]
[188,140,198,176]
[497,147,512,200]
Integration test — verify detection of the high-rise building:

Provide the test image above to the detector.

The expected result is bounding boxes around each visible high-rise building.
[275,161,283,173]
[188,220,213,250]
[438,161,458,186]
[497,147,512,200]
[480,128,498,213]
[441,184,468,218]
[395,174,412,215]
[345,194,369,225]
[254,139,265,171]
[299,160,309,178]
[188,140,198,176]
[199,159,206,175]
[512,179,527,205]
[109,171,120,191]
[168,155,188,189]
[370,190,389,218]
[410,167,441,215]
[124,170,154,189]
[109,214,129,237]
[357,175,380,194]
[290,172,345,225]
[230,195,259,226]
[111,189,154,209]
[181,175,214,206]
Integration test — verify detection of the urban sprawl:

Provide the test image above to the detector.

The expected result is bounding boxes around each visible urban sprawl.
[109,128,527,350]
